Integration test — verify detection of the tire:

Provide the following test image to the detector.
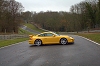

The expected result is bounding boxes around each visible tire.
[34,39,42,46]
[60,38,68,45]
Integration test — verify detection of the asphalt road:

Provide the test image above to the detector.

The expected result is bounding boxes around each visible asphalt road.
[0,35,100,66]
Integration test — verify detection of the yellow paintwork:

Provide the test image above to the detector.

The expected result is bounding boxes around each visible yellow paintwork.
[29,32,74,45]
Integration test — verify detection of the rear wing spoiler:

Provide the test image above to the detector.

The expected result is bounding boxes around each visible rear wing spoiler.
[29,35,34,37]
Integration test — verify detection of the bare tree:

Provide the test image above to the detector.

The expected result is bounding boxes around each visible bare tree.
[0,0,24,33]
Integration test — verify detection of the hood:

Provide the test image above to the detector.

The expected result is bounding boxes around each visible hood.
[59,35,69,37]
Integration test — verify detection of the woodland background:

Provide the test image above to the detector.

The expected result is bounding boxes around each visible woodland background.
[0,0,100,33]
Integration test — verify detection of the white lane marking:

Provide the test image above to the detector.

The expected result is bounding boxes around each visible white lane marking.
[79,36,100,45]
[0,41,26,50]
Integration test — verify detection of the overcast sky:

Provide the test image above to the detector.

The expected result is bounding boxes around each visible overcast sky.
[15,0,84,12]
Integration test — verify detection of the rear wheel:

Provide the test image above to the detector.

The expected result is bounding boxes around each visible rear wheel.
[60,38,68,45]
[34,39,42,46]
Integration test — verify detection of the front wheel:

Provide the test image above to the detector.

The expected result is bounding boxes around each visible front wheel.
[60,38,68,45]
[34,39,42,46]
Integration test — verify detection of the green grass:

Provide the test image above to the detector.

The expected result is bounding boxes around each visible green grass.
[18,28,33,35]
[77,33,100,44]
[25,23,44,32]
[0,38,28,48]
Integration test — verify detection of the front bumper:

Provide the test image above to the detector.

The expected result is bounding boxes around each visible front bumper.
[69,37,74,43]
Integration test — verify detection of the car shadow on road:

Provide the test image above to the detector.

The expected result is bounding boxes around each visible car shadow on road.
[30,43,74,47]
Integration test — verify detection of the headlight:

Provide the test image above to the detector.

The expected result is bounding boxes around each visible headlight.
[70,37,74,39]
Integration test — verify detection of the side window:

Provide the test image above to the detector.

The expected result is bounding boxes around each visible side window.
[38,34,45,37]
[38,33,54,37]
[46,33,53,36]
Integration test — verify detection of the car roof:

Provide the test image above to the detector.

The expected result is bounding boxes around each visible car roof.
[38,32,55,35]
[36,32,53,36]
[42,31,54,33]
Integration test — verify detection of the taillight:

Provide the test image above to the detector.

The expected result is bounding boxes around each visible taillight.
[29,37,32,40]
[29,35,33,40]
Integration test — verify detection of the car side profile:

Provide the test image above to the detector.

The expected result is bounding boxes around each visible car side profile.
[29,32,74,46]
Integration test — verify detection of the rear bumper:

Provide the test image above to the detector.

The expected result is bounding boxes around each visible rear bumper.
[29,40,34,44]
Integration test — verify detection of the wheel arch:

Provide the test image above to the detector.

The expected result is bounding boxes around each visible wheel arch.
[60,37,67,41]
[34,39,43,44]
[60,37,68,44]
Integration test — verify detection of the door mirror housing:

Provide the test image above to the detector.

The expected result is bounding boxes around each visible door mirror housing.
[53,35,56,37]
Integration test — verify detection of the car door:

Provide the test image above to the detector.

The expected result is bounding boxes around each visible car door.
[44,33,59,44]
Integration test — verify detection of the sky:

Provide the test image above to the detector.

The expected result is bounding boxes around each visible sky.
[15,0,84,12]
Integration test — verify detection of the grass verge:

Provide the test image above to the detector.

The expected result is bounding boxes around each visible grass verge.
[77,33,100,44]
[25,23,44,32]
[19,28,33,34]
[0,38,28,48]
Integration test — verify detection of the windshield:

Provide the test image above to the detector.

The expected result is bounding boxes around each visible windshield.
[53,32,60,36]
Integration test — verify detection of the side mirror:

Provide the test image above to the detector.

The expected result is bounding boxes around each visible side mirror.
[53,35,56,37]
